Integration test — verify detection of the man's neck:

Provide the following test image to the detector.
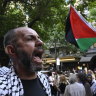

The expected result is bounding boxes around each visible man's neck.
[13,62,37,80]
[17,71,37,80]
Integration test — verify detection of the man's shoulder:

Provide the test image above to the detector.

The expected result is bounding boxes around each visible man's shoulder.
[37,71,50,87]
[0,75,8,86]
[93,79,96,83]
[0,74,9,95]
[91,80,96,87]
[0,67,10,83]
[76,82,84,86]
[0,66,10,75]
[38,71,51,96]
[38,71,47,78]
[0,67,9,94]
[0,67,10,82]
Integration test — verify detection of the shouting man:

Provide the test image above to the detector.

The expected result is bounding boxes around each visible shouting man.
[0,27,51,96]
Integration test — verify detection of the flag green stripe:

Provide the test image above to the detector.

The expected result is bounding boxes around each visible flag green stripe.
[77,38,96,51]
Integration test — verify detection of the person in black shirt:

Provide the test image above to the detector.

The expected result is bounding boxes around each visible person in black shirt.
[0,27,51,96]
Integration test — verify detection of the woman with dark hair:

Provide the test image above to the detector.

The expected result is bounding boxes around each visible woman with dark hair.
[77,73,92,96]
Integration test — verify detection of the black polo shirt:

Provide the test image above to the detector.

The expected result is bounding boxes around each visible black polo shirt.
[21,77,47,96]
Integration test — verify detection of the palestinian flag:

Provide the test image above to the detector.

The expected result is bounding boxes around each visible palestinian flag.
[65,5,96,51]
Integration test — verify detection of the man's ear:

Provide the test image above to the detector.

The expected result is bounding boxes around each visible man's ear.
[5,45,16,57]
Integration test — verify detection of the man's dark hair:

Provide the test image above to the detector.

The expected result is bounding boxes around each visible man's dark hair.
[77,72,87,85]
[3,29,18,48]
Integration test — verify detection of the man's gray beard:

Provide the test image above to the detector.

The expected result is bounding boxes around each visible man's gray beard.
[21,57,42,73]
[28,62,42,72]
[15,49,42,72]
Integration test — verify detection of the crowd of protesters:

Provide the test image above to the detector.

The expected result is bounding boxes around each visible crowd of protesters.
[44,69,96,96]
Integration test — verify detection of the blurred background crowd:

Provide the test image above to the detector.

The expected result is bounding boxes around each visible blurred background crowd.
[41,69,96,96]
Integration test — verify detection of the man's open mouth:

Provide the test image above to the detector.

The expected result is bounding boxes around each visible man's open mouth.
[32,48,44,64]
[34,52,42,59]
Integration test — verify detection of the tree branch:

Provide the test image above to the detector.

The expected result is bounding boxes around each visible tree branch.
[28,17,40,27]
